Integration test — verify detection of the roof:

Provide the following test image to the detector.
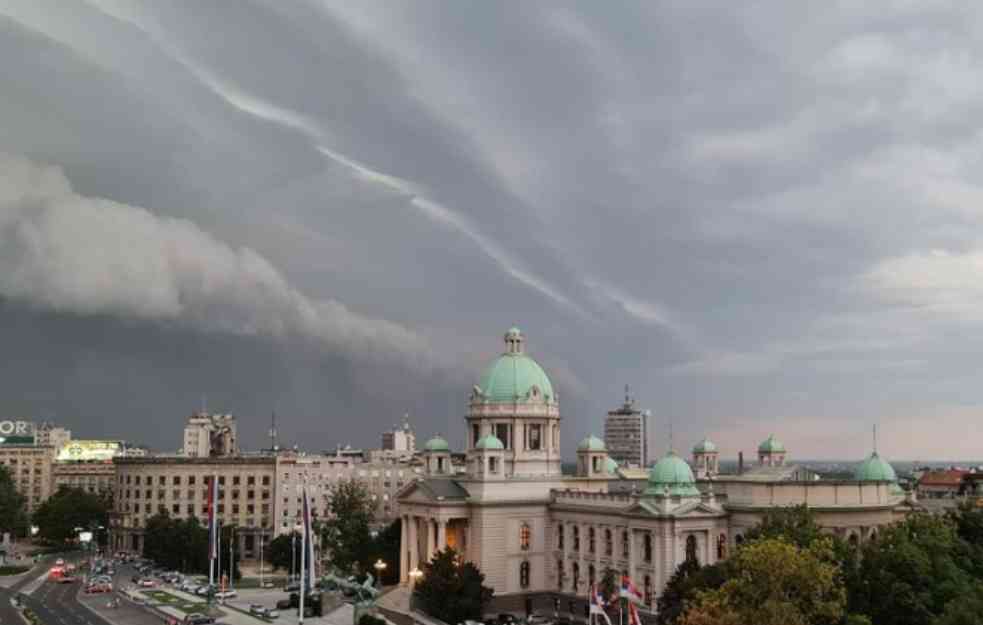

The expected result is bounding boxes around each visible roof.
[423,436,449,452]
[578,435,606,452]
[918,469,969,487]
[475,434,504,450]
[758,434,785,453]
[854,452,897,482]
[692,438,717,454]
[473,329,555,404]
[416,478,471,500]
[644,451,700,498]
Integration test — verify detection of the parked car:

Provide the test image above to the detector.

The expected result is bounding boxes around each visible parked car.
[215,590,237,599]
[86,583,113,594]
[261,608,280,619]
[283,582,300,592]
[183,614,215,625]
[138,578,157,588]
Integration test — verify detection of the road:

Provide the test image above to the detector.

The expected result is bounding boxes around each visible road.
[0,555,161,625]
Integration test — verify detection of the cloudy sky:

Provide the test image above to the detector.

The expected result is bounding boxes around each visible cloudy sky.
[2,1,982,460]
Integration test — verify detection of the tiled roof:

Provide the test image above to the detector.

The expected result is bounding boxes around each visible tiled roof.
[918,469,969,487]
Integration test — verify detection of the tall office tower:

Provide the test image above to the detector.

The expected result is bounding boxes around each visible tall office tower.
[603,386,649,468]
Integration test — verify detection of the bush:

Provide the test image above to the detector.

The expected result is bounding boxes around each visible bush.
[359,614,387,625]
[0,565,29,576]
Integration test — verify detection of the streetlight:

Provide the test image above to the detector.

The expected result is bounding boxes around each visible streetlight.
[409,567,422,588]
[373,559,386,588]
[258,528,265,589]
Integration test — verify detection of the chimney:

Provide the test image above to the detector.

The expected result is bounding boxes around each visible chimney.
[738,451,744,475]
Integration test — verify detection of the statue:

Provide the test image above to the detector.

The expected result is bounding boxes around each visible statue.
[322,571,380,625]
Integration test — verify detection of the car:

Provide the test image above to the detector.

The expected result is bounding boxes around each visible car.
[195,585,216,596]
[215,590,237,599]
[86,583,113,594]
[58,576,77,584]
[138,578,157,588]
[261,608,280,619]
[284,582,300,592]
[180,582,199,592]
[498,614,519,625]
[183,614,216,625]
[55,559,65,566]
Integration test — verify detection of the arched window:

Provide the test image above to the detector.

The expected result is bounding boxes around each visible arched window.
[558,525,565,550]
[869,529,878,542]
[643,533,652,562]
[573,526,580,550]
[643,575,652,607]
[717,533,727,560]
[520,523,531,551]
[572,562,580,589]
[557,559,564,590]
[849,533,859,548]
[588,527,596,553]
[735,534,744,546]
[604,528,613,556]
[622,531,630,558]
[685,535,698,564]
[520,561,530,589]
[588,564,596,588]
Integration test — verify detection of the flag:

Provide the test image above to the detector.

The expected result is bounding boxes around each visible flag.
[627,601,641,625]
[302,484,316,589]
[590,584,614,625]
[207,475,218,561]
[619,576,643,605]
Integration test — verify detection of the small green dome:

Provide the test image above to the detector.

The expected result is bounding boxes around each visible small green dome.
[473,328,555,404]
[855,452,897,482]
[758,434,785,453]
[645,451,700,498]
[475,434,504,450]
[578,435,606,452]
[424,435,449,452]
[604,457,620,474]
[692,438,717,454]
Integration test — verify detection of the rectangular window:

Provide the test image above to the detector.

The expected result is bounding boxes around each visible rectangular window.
[472,424,480,447]
[495,424,511,450]
[528,425,542,451]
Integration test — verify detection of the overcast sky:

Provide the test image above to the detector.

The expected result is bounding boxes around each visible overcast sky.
[2,1,983,461]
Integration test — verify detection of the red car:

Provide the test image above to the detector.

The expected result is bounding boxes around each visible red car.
[86,583,113,594]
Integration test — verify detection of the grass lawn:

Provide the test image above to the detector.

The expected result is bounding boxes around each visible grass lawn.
[0,565,30,576]
[140,589,209,614]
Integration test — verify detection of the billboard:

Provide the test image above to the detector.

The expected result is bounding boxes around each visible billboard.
[0,421,35,445]
[57,440,122,462]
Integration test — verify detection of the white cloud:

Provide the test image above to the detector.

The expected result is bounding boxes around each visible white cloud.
[867,249,983,319]
[0,152,432,368]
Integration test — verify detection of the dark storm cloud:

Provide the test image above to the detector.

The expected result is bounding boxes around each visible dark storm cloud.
[2,0,983,459]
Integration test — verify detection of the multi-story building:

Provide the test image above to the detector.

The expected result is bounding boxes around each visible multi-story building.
[52,440,123,495]
[35,423,71,450]
[182,412,238,458]
[603,389,649,468]
[381,417,416,456]
[273,450,422,535]
[0,420,57,514]
[112,455,276,556]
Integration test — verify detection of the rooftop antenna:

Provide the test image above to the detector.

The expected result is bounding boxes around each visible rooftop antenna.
[873,423,878,454]
[200,394,207,415]
[668,415,674,453]
[270,411,279,452]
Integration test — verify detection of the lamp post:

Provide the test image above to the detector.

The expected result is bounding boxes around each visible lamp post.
[373,559,386,588]
[259,528,265,589]
[408,567,422,587]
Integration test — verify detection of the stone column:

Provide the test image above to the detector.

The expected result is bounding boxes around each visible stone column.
[437,520,447,554]
[400,515,409,583]
[407,515,418,573]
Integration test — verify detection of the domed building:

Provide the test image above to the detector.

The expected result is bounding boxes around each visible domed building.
[397,328,916,619]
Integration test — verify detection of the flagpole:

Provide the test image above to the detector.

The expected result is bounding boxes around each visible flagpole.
[299,481,306,625]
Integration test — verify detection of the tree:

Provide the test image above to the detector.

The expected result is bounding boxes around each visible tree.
[933,583,983,625]
[414,548,493,625]
[141,514,216,576]
[367,518,401,586]
[32,486,109,545]
[850,514,974,625]
[679,538,846,625]
[0,465,27,538]
[742,504,824,549]
[269,531,303,574]
[321,479,374,574]
[599,567,620,605]
[656,558,727,625]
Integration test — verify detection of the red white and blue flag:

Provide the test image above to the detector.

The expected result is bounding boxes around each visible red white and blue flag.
[207,474,218,561]
[619,576,643,605]
[627,600,642,625]
[589,584,613,625]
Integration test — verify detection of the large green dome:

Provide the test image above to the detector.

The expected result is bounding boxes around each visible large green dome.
[758,434,785,453]
[473,328,555,404]
[423,435,449,452]
[644,451,700,498]
[855,452,897,482]
[692,438,717,454]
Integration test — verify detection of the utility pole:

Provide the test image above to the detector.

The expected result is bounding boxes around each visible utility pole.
[229,526,235,592]
[259,528,264,588]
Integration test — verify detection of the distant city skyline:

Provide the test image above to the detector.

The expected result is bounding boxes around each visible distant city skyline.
[2,3,983,460]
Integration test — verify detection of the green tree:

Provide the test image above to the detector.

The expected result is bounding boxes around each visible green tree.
[32,486,109,545]
[679,538,846,625]
[321,479,374,574]
[599,567,620,605]
[850,514,974,625]
[933,583,983,625]
[0,465,27,538]
[656,558,728,625]
[142,514,214,575]
[742,504,824,549]
[413,548,493,624]
[269,531,302,574]
[367,518,401,586]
